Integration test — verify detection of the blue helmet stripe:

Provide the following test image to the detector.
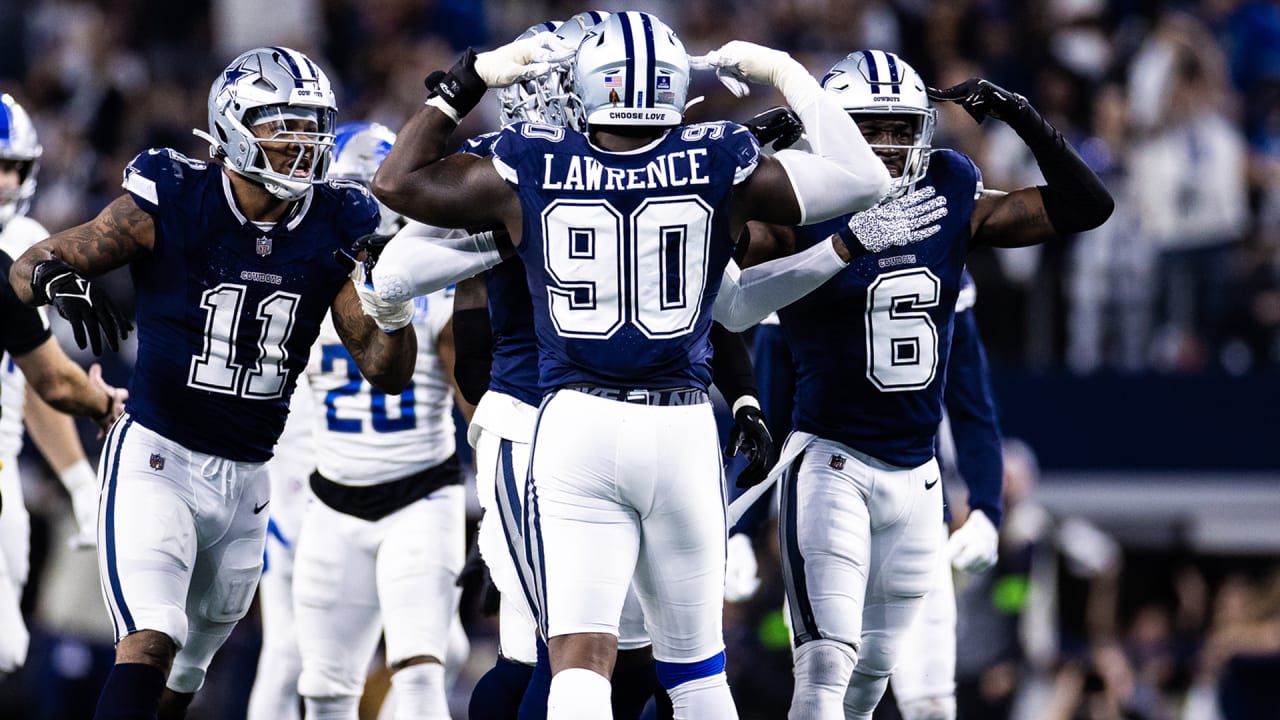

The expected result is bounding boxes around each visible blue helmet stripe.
[640,13,657,107]
[586,10,605,24]
[0,102,10,143]
[884,53,902,93]
[861,50,882,94]
[621,13,636,108]
[270,46,306,87]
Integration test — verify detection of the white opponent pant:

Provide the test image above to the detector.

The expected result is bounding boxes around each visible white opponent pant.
[293,484,465,698]
[525,389,728,665]
[0,454,31,671]
[97,415,270,693]
[778,438,945,716]
[473,392,651,664]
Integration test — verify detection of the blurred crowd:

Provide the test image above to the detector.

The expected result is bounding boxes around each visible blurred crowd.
[1,0,1279,719]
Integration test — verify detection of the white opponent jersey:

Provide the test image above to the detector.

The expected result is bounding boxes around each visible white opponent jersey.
[305,287,456,486]
[0,216,50,458]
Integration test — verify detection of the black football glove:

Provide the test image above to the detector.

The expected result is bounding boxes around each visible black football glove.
[926,78,1029,125]
[743,106,804,151]
[726,403,775,489]
[333,232,395,275]
[30,258,132,356]
[424,49,488,120]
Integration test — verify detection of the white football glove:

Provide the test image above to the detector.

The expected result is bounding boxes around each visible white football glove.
[61,460,100,550]
[352,262,414,333]
[474,32,576,88]
[846,186,949,254]
[689,41,814,102]
[948,509,999,574]
[724,533,761,602]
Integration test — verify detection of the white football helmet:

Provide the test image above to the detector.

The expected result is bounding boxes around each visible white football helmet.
[821,50,936,199]
[330,121,402,234]
[0,94,42,226]
[573,11,689,128]
[195,46,337,201]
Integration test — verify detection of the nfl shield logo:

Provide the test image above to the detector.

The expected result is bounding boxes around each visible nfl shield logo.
[149,453,165,471]
[656,76,671,90]
[829,454,846,470]
[256,236,273,257]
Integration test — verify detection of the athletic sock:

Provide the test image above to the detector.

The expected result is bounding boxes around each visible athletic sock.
[470,655,535,720]
[547,668,611,719]
[93,663,166,720]
[516,639,552,720]
[390,662,449,719]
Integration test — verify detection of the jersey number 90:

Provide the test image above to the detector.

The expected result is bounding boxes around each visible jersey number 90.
[541,197,712,339]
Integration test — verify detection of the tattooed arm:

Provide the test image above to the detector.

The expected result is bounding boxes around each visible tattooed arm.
[970,188,1057,248]
[331,280,417,394]
[10,194,154,303]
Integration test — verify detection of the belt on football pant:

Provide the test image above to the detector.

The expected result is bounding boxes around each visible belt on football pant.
[564,384,709,406]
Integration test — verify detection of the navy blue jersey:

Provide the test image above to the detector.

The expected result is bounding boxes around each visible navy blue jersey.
[780,149,982,467]
[944,272,1004,526]
[460,132,541,407]
[122,148,378,462]
[491,121,760,391]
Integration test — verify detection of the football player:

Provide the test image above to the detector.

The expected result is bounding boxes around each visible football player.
[370,12,894,718]
[8,47,417,720]
[290,119,473,720]
[737,50,1113,718]
[0,92,127,675]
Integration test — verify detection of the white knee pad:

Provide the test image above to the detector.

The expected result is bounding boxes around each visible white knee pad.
[198,540,262,624]
[897,696,956,720]
[390,662,449,720]
[789,639,858,719]
[547,668,611,719]
[303,694,360,720]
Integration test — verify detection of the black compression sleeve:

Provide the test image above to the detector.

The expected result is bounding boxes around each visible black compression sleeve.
[0,252,52,356]
[451,307,494,406]
[1006,106,1114,234]
[709,322,758,406]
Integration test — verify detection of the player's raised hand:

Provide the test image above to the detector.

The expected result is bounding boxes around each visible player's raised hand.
[690,41,808,98]
[30,257,132,356]
[726,400,775,489]
[839,186,949,254]
[948,509,999,574]
[743,106,804,152]
[475,32,576,88]
[927,78,1028,125]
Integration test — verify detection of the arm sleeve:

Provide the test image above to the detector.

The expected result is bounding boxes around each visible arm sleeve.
[709,321,758,407]
[713,239,846,332]
[371,221,504,302]
[944,308,1004,527]
[769,67,890,223]
[451,306,494,405]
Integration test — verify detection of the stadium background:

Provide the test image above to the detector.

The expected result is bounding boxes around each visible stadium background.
[0,0,1278,717]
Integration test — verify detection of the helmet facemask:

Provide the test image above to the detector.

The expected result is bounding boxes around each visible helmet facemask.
[849,108,935,199]
[237,105,335,201]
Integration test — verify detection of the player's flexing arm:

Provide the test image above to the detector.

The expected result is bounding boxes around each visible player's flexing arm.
[929,79,1115,246]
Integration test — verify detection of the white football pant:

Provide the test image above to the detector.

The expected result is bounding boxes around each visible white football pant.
[890,527,957,720]
[778,438,944,720]
[473,392,651,664]
[293,485,465,704]
[527,389,735,719]
[97,416,270,694]
[0,453,30,672]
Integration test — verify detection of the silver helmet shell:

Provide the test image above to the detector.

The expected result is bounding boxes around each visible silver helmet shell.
[0,94,42,226]
[821,50,937,199]
[330,121,402,234]
[573,12,689,129]
[197,46,338,201]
